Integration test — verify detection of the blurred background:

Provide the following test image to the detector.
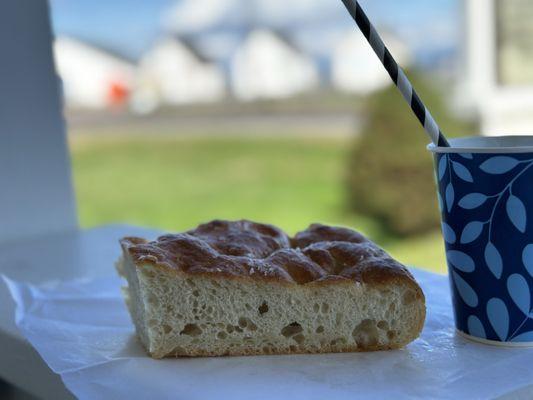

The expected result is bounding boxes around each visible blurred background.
[47,0,533,273]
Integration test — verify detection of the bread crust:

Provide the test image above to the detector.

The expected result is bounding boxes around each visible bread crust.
[120,220,422,291]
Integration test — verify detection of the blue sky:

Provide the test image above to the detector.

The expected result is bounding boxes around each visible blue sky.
[49,0,460,59]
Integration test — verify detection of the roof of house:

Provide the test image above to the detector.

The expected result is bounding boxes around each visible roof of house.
[176,35,211,63]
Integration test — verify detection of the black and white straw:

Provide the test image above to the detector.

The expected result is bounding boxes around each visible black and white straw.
[340,0,450,147]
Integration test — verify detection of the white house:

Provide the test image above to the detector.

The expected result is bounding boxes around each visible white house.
[458,0,533,135]
[230,29,319,101]
[132,36,225,112]
[331,29,411,95]
[53,36,136,109]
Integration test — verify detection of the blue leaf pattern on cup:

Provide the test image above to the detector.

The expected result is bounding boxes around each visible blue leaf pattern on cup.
[484,243,503,279]
[452,161,474,182]
[460,221,484,244]
[441,222,456,244]
[479,156,519,174]
[507,274,531,316]
[487,298,509,341]
[506,195,527,233]
[445,183,454,213]
[458,193,487,209]
[467,315,486,338]
[452,271,478,307]
[447,250,475,272]
[437,192,444,213]
[510,331,533,342]
[522,244,533,278]
[438,155,447,181]
[433,153,533,342]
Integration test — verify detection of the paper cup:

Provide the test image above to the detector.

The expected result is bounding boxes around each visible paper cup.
[428,136,533,345]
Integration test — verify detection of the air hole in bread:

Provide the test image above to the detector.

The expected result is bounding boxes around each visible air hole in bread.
[293,334,305,344]
[377,320,389,330]
[172,346,186,355]
[330,338,346,346]
[237,317,258,331]
[402,290,417,305]
[289,345,297,352]
[352,319,379,347]
[192,290,200,297]
[165,305,175,313]
[245,303,252,311]
[140,268,155,279]
[147,293,158,306]
[281,322,303,338]
[180,324,202,336]
[162,324,172,334]
[226,325,234,333]
[217,331,227,339]
[316,325,324,334]
[321,303,329,313]
[258,302,269,315]
[387,330,396,340]
[313,304,320,313]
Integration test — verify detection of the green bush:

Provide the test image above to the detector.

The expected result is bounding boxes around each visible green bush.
[346,72,475,237]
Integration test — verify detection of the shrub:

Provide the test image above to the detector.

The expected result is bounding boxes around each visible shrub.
[346,72,475,237]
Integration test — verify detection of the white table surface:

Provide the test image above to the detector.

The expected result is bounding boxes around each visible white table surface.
[1,225,532,400]
[0,225,160,399]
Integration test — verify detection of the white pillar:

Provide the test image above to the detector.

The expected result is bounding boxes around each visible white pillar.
[463,0,497,111]
[0,0,78,243]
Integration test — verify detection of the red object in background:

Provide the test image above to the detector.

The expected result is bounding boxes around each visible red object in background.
[107,80,129,108]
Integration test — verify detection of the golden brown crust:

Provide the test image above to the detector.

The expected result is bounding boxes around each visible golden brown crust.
[120,220,419,288]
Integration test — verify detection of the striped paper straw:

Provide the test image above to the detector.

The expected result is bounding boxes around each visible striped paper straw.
[341,0,450,147]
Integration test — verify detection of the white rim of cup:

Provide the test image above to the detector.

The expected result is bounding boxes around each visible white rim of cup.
[456,329,533,347]
[428,135,533,154]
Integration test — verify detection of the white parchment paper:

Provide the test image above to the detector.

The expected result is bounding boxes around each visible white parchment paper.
[4,269,533,400]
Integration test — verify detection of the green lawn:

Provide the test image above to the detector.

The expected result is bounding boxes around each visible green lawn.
[70,134,447,273]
